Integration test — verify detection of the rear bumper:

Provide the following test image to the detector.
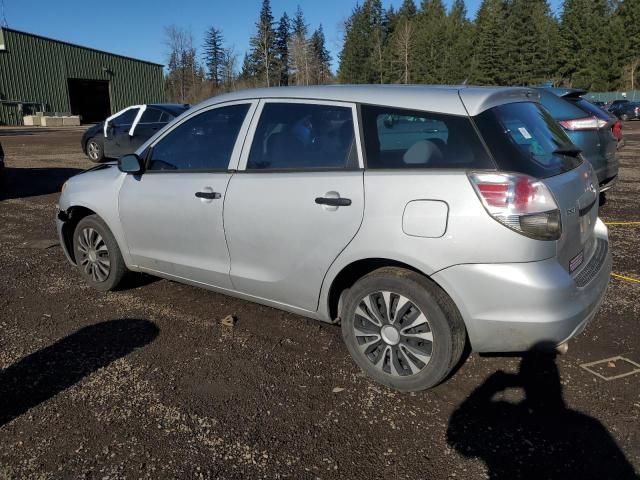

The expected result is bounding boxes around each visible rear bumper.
[433,220,611,353]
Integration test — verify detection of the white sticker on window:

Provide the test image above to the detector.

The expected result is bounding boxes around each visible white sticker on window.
[518,127,532,139]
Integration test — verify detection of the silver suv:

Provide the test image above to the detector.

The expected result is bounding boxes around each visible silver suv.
[56,86,611,391]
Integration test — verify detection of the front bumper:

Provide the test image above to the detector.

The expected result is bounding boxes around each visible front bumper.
[433,222,611,353]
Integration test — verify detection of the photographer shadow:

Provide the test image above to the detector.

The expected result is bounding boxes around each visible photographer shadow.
[447,343,638,479]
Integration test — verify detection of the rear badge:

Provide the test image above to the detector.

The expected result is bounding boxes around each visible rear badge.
[570,251,584,273]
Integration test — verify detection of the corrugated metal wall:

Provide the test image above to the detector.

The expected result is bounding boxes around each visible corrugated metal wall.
[0,28,165,125]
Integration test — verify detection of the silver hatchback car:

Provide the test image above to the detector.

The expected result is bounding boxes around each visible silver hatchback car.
[56,85,611,391]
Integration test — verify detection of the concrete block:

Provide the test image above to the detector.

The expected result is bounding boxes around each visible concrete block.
[23,115,41,126]
[62,116,81,126]
[36,111,44,117]
[40,116,63,127]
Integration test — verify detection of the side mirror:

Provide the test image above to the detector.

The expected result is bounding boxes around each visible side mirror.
[118,154,143,174]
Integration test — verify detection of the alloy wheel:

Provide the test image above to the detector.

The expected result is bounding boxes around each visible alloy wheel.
[87,141,99,160]
[353,291,433,377]
[77,227,110,282]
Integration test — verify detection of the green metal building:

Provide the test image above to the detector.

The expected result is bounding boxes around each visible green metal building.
[0,27,164,125]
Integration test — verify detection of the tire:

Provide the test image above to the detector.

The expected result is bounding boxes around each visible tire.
[86,137,105,162]
[73,215,127,291]
[341,267,466,392]
[621,113,630,122]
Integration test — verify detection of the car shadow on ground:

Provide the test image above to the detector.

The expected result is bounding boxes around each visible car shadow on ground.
[447,343,639,479]
[0,319,159,428]
[1,167,83,200]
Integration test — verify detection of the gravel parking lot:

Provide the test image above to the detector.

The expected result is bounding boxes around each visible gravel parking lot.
[0,125,638,479]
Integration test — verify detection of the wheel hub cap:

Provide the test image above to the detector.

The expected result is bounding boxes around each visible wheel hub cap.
[381,325,400,345]
[77,227,110,282]
[352,291,434,377]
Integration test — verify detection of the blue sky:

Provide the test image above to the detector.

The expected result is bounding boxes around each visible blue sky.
[2,0,563,69]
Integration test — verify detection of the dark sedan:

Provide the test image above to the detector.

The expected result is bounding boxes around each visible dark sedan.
[81,103,189,162]
[608,101,640,121]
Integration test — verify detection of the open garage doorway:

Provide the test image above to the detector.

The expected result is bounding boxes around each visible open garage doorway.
[67,79,111,123]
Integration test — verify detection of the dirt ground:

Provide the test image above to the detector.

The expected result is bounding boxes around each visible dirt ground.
[0,124,638,479]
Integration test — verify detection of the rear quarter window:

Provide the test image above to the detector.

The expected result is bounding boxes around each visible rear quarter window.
[360,105,494,169]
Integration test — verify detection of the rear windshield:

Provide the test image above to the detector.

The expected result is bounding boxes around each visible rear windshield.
[360,105,494,169]
[474,102,583,179]
[573,98,612,121]
[538,91,586,120]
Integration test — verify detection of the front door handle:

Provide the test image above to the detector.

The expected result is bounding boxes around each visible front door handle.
[315,197,352,207]
[195,191,221,200]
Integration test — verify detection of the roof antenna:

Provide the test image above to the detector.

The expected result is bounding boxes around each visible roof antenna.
[1,0,8,27]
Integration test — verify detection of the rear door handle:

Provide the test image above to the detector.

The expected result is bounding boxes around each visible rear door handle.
[315,197,352,207]
[195,191,221,200]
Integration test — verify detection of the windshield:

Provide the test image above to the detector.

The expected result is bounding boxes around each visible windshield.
[474,102,583,179]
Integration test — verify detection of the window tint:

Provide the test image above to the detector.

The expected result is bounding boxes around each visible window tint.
[360,105,493,169]
[573,99,612,121]
[140,108,163,123]
[159,111,172,123]
[148,103,250,171]
[474,102,582,178]
[247,103,356,170]
[538,91,586,120]
[114,108,139,125]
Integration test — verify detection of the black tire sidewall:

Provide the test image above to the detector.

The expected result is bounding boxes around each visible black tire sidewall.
[341,270,458,392]
[72,215,124,291]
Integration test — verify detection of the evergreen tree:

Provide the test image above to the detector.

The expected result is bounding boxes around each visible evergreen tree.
[276,13,291,86]
[292,4,308,38]
[444,0,474,84]
[249,0,278,87]
[614,0,640,89]
[310,25,332,84]
[414,0,448,83]
[203,27,224,86]
[470,0,508,85]
[338,0,386,84]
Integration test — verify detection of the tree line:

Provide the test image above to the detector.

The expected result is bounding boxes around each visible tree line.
[338,0,640,91]
[164,0,331,103]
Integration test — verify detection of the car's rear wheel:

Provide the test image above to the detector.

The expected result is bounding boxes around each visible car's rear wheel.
[86,137,105,162]
[341,267,466,392]
[73,215,127,291]
[621,113,630,121]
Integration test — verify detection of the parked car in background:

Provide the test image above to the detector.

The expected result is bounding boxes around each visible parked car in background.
[81,104,189,162]
[57,85,611,392]
[606,99,629,111]
[608,101,640,121]
[536,87,618,193]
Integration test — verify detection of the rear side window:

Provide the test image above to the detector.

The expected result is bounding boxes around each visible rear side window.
[360,105,493,169]
[148,103,250,171]
[140,108,163,123]
[474,102,582,178]
[247,103,356,170]
[538,91,586,120]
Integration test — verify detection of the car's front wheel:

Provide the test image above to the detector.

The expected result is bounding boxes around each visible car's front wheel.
[73,215,127,291]
[621,113,630,122]
[341,267,466,392]
[86,137,105,162]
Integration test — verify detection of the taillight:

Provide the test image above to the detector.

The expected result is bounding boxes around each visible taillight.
[468,172,562,241]
[559,116,607,130]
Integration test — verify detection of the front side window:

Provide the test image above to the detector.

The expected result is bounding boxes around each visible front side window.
[361,105,493,169]
[247,103,356,170]
[113,108,139,126]
[147,103,250,171]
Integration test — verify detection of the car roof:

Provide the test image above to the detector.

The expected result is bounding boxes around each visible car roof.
[148,103,190,115]
[193,85,540,117]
